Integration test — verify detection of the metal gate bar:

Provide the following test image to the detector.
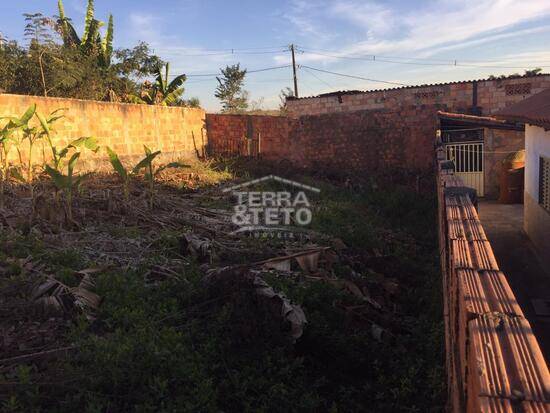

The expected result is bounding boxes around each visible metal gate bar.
[444,142,484,196]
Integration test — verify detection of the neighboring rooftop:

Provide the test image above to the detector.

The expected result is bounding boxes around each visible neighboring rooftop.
[438,111,524,131]
[495,88,550,130]
[287,73,550,101]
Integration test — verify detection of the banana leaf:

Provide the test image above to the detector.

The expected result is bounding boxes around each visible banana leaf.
[106,146,127,179]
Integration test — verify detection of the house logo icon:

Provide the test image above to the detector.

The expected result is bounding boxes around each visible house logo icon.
[223,175,320,237]
[222,175,320,193]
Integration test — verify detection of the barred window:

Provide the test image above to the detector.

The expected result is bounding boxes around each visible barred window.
[540,157,550,213]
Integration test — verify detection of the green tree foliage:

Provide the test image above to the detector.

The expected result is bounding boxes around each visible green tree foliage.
[488,68,544,80]
[0,1,182,104]
[56,0,114,68]
[183,97,201,108]
[129,63,187,106]
[215,64,249,113]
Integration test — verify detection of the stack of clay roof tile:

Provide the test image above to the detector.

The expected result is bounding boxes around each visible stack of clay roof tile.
[436,147,550,412]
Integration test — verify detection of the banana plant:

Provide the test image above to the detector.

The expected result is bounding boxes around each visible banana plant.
[38,107,99,173]
[0,104,38,202]
[0,123,18,209]
[129,63,187,106]
[44,152,89,223]
[139,145,188,209]
[57,0,114,68]
[106,146,154,201]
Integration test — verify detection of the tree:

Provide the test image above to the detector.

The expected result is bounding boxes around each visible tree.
[113,42,163,80]
[488,68,544,80]
[183,97,201,108]
[279,87,294,112]
[56,0,114,68]
[129,63,187,106]
[0,1,167,103]
[524,68,542,76]
[215,64,248,113]
[24,13,56,45]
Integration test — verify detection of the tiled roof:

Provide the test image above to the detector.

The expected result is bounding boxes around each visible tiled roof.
[288,73,550,101]
[438,111,524,131]
[495,88,550,130]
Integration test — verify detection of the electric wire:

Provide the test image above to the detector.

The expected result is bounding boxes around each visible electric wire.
[297,47,550,70]
[300,65,409,86]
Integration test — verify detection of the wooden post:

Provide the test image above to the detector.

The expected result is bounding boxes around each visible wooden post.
[258,132,261,157]
[291,44,299,98]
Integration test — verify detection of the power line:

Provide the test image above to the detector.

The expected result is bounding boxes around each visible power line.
[156,49,289,57]
[300,65,409,86]
[301,66,336,89]
[168,64,293,79]
[297,48,550,70]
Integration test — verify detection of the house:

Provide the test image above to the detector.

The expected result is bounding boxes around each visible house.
[437,111,524,198]
[496,88,550,266]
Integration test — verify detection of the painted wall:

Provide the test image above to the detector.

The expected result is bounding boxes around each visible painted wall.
[524,124,550,266]
[0,93,207,171]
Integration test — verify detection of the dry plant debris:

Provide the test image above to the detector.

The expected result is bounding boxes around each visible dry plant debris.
[0,166,444,412]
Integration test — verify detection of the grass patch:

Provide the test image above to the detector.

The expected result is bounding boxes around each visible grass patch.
[1,173,445,412]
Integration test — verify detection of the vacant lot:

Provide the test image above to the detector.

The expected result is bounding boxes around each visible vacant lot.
[0,159,444,412]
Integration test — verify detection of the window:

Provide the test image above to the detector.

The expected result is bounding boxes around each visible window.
[540,157,550,213]
[505,83,531,96]
[414,90,444,99]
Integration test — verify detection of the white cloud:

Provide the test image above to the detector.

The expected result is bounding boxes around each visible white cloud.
[284,0,550,58]
[281,0,336,42]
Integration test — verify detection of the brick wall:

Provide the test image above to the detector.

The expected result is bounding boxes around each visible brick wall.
[286,74,550,118]
[436,155,550,412]
[0,93,206,170]
[286,106,441,172]
[207,106,443,173]
[206,114,292,160]
[483,128,525,199]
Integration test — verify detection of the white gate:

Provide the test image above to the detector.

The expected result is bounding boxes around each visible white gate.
[445,142,484,196]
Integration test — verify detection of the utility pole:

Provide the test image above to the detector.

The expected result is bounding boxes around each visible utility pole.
[290,44,299,98]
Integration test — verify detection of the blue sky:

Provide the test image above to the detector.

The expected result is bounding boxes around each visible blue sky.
[2,0,550,111]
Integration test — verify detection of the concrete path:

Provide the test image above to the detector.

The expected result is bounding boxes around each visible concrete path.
[479,201,550,365]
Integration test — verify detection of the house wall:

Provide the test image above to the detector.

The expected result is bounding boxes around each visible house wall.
[483,128,525,199]
[286,74,550,118]
[524,124,550,267]
[0,93,207,171]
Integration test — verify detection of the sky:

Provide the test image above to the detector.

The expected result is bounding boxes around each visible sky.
[1,0,550,111]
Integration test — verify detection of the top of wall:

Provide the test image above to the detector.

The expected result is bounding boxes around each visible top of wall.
[0,92,206,115]
[288,73,550,101]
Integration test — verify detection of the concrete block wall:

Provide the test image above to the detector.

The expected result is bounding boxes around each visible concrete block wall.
[286,74,550,118]
[206,114,293,160]
[286,106,442,172]
[0,93,207,171]
[206,106,443,173]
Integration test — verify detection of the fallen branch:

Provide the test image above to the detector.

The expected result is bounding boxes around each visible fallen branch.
[0,346,76,367]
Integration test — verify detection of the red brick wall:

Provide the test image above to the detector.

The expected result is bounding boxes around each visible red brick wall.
[286,74,550,118]
[206,105,444,173]
[206,114,293,160]
[286,106,441,172]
